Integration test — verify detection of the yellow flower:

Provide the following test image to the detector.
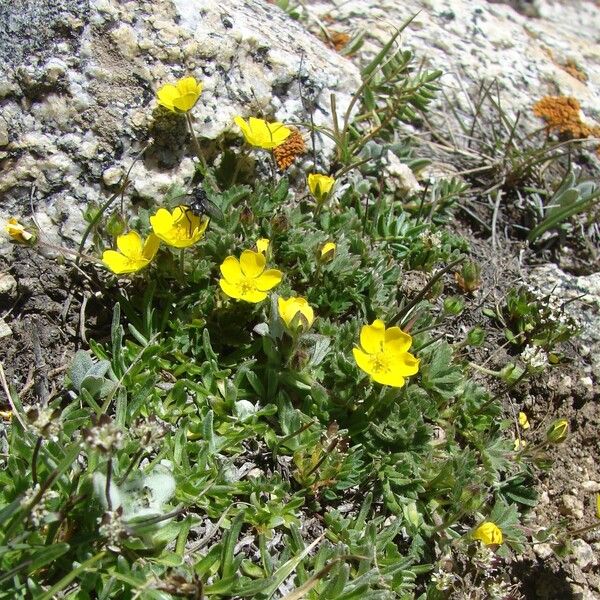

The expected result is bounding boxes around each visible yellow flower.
[256,238,270,254]
[219,249,282,303]
[157,76,203,113]
[5,218,33,243]
[518,412,530,429]
[102,231,159,275]
[278,296,315,331]
[472,522,503,546]
[234,116,291,150]
[546,418,569,444]
[320,241,336,261]
[513,438,528,451]
[150,206,209,248]
[308,173,335,203]
[353,319,419,388]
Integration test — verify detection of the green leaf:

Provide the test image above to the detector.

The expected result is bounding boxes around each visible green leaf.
[221,511,245,579]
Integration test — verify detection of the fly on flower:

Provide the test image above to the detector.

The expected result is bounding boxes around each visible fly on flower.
[169,187,223,235]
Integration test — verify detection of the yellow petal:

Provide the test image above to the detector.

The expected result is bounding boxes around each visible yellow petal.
[394,352,420,377]
[353,347,375,376]
[372,369,406,388]
[172,206,189,224]
[219,278,243,299]
[278,297,293,326]
[234,116,252,139]
[239,288,268,303]
[142,233,161,260]
[384,327,412,354]
[176,76,202,101]
[150,208,175,234]
[102,250,146,275]
[248,117,271,147]
[359,319,386,354]
[266,120,292,147]
[255,269,282,291]
[256,238,270,253]
[156,84,179,111]
[196,216,210,236]
[239,250,265,278]
[116,231,144,259]
[173,91,200,112]
[220,256,243,283]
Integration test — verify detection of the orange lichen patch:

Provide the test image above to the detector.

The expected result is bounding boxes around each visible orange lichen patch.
[562,60,588,83]
[533,96,600,139]
[273,128,306,171]
[327,31,350,52]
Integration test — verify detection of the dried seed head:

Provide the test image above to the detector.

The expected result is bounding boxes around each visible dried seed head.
[20,484,59,527]
[131,416,169,453]
[25,406,61,441]
[83,415,124,454]
[98,506,128,552]
[273,128,306,171]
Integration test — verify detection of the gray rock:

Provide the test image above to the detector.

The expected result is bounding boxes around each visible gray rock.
[570,583,598,600]
[0,272,17,300]
[581,481,600,493]
[560,493,585,520]
[571,539,597,571]
[529,264,600,384]
[0,318,12,339]
[533,542,554,559]
[304,0,600,127]
[0,0,360,252]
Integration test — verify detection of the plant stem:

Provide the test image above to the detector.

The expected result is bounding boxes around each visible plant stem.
[180,248,186,278]
[186,112,220,193]
[469,362,501,378]
[105,457,113,511]
[118,449,145,485]
[568,520,600,538]
[31,436,43,485]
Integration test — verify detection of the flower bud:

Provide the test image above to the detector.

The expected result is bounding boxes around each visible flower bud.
[472,521,503,546]
[443,296,465,316]
[106,212,127,238]
[455,260,481,293]
[499,362,525,384]
[518,412,530,429]
[466,327,485,347]
[308,174,335,205]
[320,241,336,262]
[5,218,36,245]
[546,418,568,444]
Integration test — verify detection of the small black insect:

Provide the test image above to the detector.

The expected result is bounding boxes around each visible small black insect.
[186,188,223,220]
[177,188,223,233]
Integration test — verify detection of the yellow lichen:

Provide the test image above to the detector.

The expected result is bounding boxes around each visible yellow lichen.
[532,96,600,139]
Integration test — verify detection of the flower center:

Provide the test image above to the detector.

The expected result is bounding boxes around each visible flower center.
[239,277,257,294]
[371,351,391,374]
